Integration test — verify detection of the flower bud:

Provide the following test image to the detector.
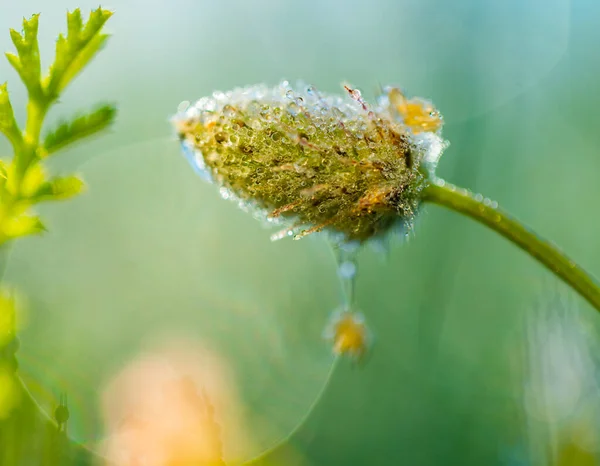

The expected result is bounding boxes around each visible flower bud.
[172,81,448,243]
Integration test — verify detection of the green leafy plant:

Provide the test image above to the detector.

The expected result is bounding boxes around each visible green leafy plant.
[0,8,115,464]
[0,8,115,244]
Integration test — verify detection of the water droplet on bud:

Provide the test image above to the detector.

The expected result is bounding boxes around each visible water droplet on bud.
[287,102,300,116]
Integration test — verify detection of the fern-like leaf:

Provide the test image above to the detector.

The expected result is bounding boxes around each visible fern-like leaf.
[30,175,85,202]
[43,8,113,100]
[4,14,43,100]
[2,213,45,239]
[43,105,116,155]
[0,84,23,151]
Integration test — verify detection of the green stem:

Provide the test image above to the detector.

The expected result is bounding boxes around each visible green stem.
[14,99,48,184]
[421,179,600,312]
[24,99,47,146]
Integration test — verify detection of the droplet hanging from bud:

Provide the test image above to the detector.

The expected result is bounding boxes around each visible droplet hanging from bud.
[172,81,448,245]
[323,308,371,361]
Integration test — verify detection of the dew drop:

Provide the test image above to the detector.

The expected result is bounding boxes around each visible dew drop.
[338,261,357,281]
[202,98,216,112]
[286,90,295,100]
[246,100,262,115]
[223,104,236,118]
[177,100,190,113]
[214,132,228,144]
[287,102,300,116]
[332,107,345,120]
[356,140,368,151]
[335,247,358,310]
[186,106,201,120]
[219,187,232,200]
[270,228,293,242]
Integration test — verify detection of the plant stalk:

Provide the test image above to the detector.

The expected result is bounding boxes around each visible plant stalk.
[16,99,48,180]
[421,179,600,312]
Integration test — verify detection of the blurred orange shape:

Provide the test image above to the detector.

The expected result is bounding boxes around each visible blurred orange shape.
[99,340,255,465]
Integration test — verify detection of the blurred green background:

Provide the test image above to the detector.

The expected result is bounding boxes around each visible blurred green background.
[2,0,600,464]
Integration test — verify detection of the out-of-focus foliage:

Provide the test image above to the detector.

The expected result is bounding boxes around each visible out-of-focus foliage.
[0,7,115,465]
[0,8,115,245]
[0,289,18,420]
[516,294,600,466]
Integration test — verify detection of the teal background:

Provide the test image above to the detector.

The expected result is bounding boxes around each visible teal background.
[2,0,600,464]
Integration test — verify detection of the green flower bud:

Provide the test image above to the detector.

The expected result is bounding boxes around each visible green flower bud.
[172,81,448,244]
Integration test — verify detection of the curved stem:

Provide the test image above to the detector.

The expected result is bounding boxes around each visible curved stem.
[421,179,600,312]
